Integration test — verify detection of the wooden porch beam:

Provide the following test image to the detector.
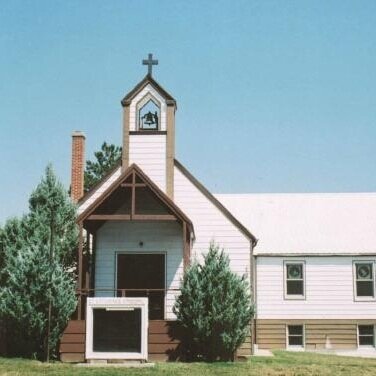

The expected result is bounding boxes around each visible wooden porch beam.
[121,183,147,188]
[87,214,131,220]
[91,232,97,295]
[133,214,177,221]
[77,222,83,320]
[85,231,90,290]
[131,171,136,219]
[183,222,191,271]
[87,214,177,221]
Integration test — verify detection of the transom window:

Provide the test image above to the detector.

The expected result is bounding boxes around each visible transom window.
[138,98,160,131]
[354,262,375,299]
[358,325,375,347]
[287,325,304,348]
[285,261,305,299]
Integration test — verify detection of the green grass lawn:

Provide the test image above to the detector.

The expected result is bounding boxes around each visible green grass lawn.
[1,351,376,376]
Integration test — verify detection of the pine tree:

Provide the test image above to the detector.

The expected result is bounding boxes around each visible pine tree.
[173,243,255,361]
[0,216,33,286]
[0,165,78,360]
[0,244,76,359]
[84,142,122,192]
[29,164,78,269]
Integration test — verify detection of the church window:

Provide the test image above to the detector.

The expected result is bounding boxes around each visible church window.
[138,98,160,131]
[354,262,374,299]
[284,261,305,299]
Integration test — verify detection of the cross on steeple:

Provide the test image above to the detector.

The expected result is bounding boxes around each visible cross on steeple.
[142,53,158,76]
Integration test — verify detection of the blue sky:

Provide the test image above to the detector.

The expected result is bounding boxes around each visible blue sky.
[1,0,376,224]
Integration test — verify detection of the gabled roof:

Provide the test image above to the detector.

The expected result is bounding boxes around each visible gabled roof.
[174,159,257,245]
[77,163,194,235]
[121,74,176,107]
[77,158,122,206]
[216,192,376,255]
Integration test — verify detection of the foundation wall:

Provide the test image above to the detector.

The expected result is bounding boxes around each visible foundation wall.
[256,319,376,350]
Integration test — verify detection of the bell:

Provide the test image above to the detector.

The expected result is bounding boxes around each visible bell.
[144,111,155,125]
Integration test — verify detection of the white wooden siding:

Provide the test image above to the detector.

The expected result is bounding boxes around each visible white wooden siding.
[128,134,166,192]
[94,221,183,319]
[78,167,122,215]
[256,256,376,319]
[129,84,167,131]
[174,165,251,281]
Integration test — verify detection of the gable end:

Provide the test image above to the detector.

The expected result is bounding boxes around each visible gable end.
[77,163,194,236]
[174,159,257,245]
[121,75,176,107]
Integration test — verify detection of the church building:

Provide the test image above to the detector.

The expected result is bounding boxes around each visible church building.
[60,55,376,362]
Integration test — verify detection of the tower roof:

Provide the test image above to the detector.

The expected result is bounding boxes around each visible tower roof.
[121,74,176,107]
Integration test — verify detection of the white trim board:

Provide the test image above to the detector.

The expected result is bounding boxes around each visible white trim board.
[86,297,148,361]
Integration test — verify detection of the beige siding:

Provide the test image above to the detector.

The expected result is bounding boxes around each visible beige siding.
[256,319,376,350]
[129,134,167,192]
[256,320,286,349]
[256,256,376,319]
[94,221,183,319]
[174,166,251,281]
[237,333,252,357]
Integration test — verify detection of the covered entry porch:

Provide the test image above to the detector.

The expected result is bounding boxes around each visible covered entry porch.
[60,164,193,362]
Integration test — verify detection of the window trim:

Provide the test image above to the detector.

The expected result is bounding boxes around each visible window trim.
[357,324,375,348]
[286,324,305,350]
[136,93,162,132]
[284,260,306,300]
[353,261,376,302]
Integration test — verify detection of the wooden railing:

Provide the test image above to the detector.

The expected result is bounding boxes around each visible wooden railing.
[75,288,181,320]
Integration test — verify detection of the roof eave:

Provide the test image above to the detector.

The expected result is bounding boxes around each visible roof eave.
[76,159,122,207]
[77,163,194,237]
[121,74,176,108]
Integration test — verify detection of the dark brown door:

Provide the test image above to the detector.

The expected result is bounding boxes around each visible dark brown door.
[117,253,165,319]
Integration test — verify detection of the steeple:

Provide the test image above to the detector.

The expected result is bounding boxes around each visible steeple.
[121,56,176,199]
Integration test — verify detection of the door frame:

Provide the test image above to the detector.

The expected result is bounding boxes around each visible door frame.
[114,251,167,319]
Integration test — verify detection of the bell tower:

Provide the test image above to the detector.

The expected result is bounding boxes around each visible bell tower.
[121,54,176,199]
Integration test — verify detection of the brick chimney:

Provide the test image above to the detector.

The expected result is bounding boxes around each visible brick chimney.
[71,131,85,203]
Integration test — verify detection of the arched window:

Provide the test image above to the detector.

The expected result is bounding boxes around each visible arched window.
[137,94,161,131]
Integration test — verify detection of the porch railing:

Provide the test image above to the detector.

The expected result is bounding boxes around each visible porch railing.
[75,288,181,321]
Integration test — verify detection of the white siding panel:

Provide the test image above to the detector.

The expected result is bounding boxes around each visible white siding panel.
[78,167,122,215]
[256,256,376,319]
[174,166,251,281]
[95,221,183,319]
[129,135,166,192]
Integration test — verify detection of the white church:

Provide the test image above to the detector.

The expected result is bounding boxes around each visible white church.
[60,55,376,363]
